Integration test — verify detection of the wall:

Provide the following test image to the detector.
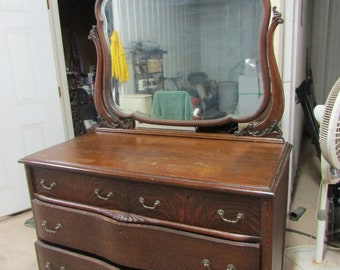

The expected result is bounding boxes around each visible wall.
[310,0,340,104]
[112,0,199,93]
[198,1,262,81]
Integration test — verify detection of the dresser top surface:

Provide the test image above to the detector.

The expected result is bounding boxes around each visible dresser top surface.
[20,130,291,195]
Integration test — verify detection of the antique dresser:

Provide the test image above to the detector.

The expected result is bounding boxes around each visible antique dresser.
[20,0,291,269]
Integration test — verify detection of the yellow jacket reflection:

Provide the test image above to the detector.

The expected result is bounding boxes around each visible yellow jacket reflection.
[110,30,129,82]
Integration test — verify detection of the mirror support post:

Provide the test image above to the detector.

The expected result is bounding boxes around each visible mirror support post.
[238,7,284,138]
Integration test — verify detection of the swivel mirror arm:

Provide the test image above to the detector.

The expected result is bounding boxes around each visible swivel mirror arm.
[89,25,134,129]
[238,7,284,138]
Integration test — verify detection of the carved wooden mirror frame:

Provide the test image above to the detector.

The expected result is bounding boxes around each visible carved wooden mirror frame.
[89,0,284,137]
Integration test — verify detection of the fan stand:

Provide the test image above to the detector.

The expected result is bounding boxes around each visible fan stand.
[315,157,340,264]
[315,179,328,263]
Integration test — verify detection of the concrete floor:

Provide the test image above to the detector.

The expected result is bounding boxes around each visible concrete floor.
[0,209,37,269]
[0,136,339,269]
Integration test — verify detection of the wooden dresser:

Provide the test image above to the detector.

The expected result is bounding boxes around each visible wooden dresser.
[20,129,291,270]
[21,2,289,267]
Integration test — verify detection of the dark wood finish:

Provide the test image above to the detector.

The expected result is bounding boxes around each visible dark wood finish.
[239,7,285,137]
[33,199,260,270]
[31,167,127,210]
[20,130,291,270]
[35,241,120,270]
[22,2,290,269]
[22,131,289,192]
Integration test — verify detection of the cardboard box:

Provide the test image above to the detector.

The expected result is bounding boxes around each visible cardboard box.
[147,59,162,73]
[120,94,153,115]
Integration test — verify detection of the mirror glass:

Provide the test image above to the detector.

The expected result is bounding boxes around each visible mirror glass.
[101,0,264,122]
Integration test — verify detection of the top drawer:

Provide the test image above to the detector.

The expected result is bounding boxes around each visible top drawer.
[127,182,261,236]
[29,167,126,211]
[29,167,261,237]
[186,189,260,236]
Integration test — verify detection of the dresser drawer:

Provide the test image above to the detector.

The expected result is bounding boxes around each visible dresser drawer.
[32,199,260,270]
[35,240,119,270]
[127,182,260,236]
[127,182,187,223]
[31,167,126,210]
[186,190,261,236]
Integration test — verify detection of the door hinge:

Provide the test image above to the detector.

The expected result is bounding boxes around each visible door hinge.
[58,87,62,98]
[46,0,50,10]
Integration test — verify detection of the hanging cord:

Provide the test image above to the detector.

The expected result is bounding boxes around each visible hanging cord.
[286,228,340,249]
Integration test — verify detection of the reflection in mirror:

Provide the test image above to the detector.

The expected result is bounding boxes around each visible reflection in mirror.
[102,0,264,121]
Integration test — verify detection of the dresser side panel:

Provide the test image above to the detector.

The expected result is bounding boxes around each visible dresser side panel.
[259,148,290,270]
[271,152,290,269]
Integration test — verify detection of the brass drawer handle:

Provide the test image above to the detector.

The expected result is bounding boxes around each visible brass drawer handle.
[217,209,244,224]
[202,259,212,269]
[45,262,65,270]
[139,197,161,210]
[202,259,237,270]
[40,179,56,190]
[95,189,113,200]
[41,220,63,234]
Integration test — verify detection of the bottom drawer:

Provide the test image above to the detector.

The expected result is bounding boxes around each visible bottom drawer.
[35,241,120,270]
[33,199,260,270]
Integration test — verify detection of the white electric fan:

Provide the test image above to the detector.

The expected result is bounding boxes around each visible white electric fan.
[313,76,340,264]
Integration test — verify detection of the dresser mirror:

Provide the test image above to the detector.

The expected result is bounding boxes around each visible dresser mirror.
[91,0,284,136]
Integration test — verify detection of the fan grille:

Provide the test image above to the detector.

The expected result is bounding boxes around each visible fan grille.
[319,77,340,169]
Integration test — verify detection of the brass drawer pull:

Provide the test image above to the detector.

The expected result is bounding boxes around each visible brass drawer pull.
[45,262,65,270]
[202,259,212,269]
[40,179,56,190]
[41,220,63,234]
[139,197,161,210]
[202,259,237,270]
[95,189,113,200]
[217,209,244,224]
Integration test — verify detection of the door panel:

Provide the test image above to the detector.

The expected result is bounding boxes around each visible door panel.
[0,0,66,216]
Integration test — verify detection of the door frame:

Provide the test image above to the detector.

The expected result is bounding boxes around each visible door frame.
[48,0,74,140]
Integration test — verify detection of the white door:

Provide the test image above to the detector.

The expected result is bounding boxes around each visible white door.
[0,0,67,217]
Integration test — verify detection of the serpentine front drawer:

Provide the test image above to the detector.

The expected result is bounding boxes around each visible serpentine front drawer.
[32,199,260,270]
[35,241,119,270]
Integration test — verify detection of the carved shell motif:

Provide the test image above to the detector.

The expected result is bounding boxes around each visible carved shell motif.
[112,211,147,223]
